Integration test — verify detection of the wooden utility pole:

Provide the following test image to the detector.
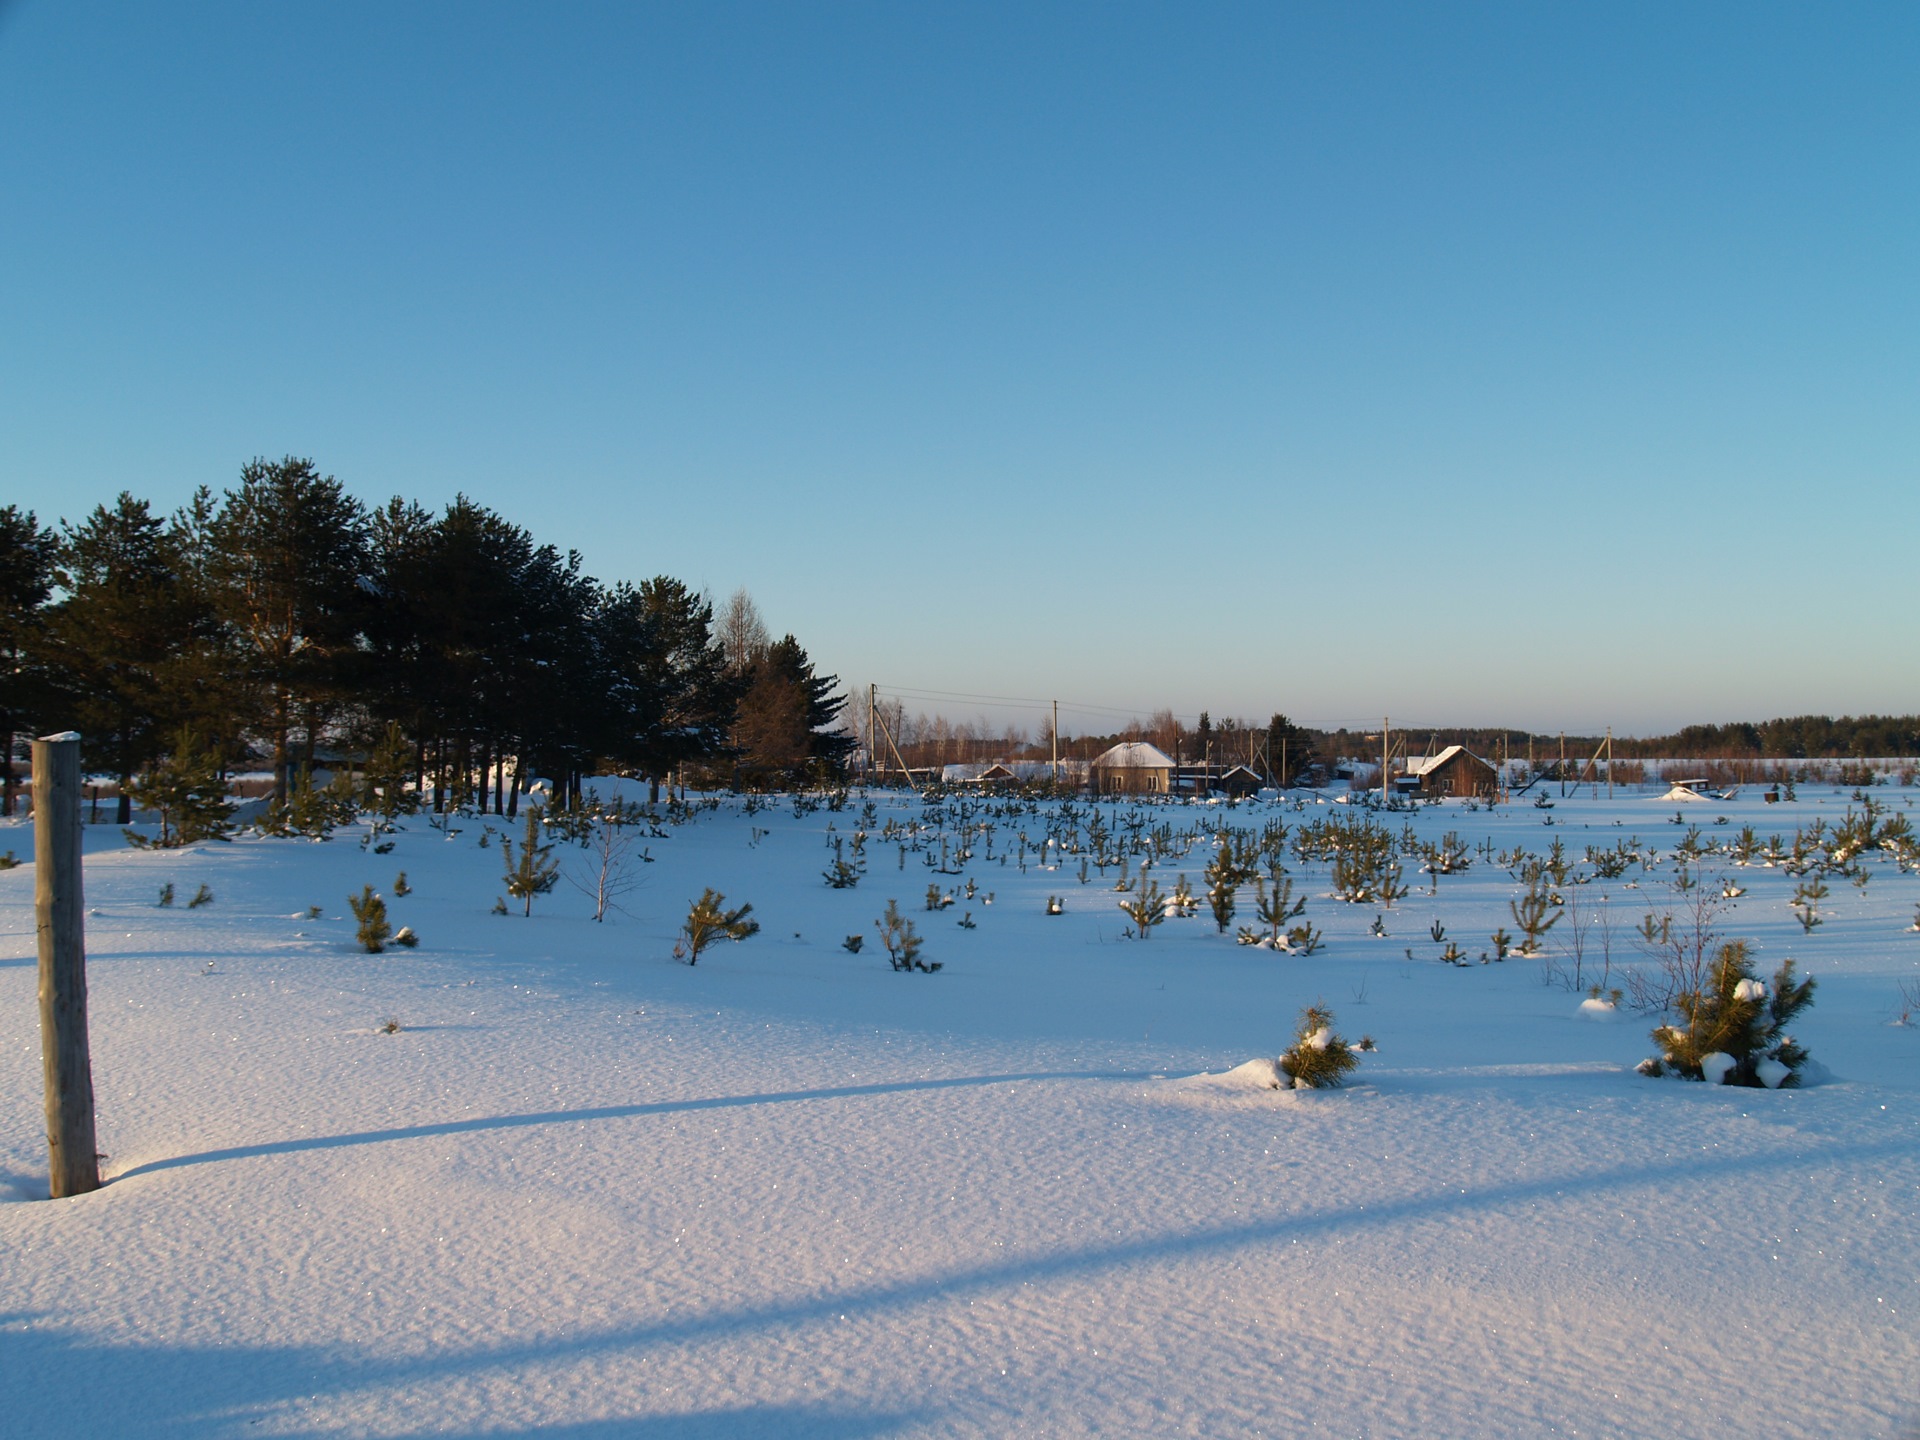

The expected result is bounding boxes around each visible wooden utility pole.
[1559,731,1566,797]
[1381,716,1389,804]
[1606,726,1613,799]
[868,684,878,787]
[1051,700,1058,786]
[34,732,99,1198]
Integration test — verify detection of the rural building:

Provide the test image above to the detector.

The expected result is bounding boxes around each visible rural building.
[1406,745,1499,799]
[1090,742,1176,795]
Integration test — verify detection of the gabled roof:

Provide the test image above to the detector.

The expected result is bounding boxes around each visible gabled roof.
[1090,742,1176,770]
[1408,744,1493,776]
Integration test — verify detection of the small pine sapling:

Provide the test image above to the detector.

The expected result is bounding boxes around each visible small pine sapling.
[1490,926,1513,960]
[188,884,213,909]
[1509,884,1561,956]
[1275,1004,1362,1089]
[957,910,976,929]
[1639,941,1817,1087]
[502,809,560,916]
[1255,875,1307,945]
[393,871,411,897]
[491,895,509,915]
[1791,877,1828,933]
[1284,921,1324,955]
[678,888,759,964]
[842,934,864,954]
[158,883,175,907]
[1118,877,1168,938]
[307,904,323,920]
[876,899,940,972]
[1045,895,1064,915]
[393,926,419,948]
[348,885,392,953]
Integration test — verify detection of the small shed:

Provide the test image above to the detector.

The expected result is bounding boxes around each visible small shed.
[1409,745,1499,799]
[1214,764,1264,797]
[1089,742,1176,795]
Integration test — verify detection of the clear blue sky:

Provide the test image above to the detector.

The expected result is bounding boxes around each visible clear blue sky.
[2,2,1915,737]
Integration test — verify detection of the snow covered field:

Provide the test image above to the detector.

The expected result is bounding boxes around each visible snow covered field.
[3,783,1917,1438]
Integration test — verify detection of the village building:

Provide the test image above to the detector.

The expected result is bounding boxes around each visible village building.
[1089,741,1176,795]
[1404,745,1499,799]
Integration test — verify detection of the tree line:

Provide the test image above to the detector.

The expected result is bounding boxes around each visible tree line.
[0,458,851,820]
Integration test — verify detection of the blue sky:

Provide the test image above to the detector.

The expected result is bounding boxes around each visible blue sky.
[2,2,1915,737]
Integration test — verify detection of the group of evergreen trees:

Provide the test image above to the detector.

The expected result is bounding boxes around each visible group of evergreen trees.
[1,458,851,818]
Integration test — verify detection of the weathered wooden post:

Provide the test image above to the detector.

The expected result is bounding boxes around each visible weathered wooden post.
[34,731,100,1198]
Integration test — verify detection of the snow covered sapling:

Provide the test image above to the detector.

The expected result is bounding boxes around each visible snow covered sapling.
[349,886,392,953]
[1118,877,1168,938]
[1045,895,1064,915]
[842,934,864,954]
[1254,875,1306,945]
[1638,941,1816,1087]
[502,809,560,916]
[1204,839,1241,932]
[1275,1004,1369,1089]
[677,889,759,964]
[393,871,411,896]
[393,926,419,948]
[876,899,940,972]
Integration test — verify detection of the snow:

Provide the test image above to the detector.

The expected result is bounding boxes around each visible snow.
[1734,977,1767,1001]
[3,783,1919,1437]
[1701,1051,1739,1084]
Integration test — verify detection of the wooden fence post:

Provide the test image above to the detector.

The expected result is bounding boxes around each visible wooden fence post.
[34,732,100,1198]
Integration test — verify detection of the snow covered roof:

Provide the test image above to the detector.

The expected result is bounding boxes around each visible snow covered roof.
[1090,742,1176,770]
[1406,745,1493,776]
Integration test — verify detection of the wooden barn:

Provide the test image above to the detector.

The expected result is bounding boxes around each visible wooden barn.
[1089,742,1176,795]
[1408,745,1499,799]
[1212,764,1264,797]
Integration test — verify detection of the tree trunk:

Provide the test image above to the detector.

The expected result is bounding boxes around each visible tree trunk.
[271,689,291,810]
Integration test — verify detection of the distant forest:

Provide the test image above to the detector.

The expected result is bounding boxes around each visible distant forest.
[0,458,850,820]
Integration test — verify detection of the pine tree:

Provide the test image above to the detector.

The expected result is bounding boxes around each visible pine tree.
[501,808,559,916]
[125,728,235,847]
[680,888,759,964]
[348,885,392,953]
[1642,941,1817,1087]
[0,505,56,818]
[206,459,371,810]
[1276,1005,1362,1089]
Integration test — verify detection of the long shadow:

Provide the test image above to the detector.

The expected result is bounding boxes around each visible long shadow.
[25,1133,1911,1432]
[0,1311,931,1438]
[276,1132,1918,1399]
[113,1070,1151,1179]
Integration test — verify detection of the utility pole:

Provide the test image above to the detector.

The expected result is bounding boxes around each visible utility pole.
[34,732,99,1198]
[1381,716,1389,804]
[868,684,877,787]
[1606,726,1613,799]
[1559,731,1566,797]
[1051,700,1058,786]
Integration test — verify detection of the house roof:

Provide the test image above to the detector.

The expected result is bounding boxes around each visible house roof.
[1090,742,1176,770]
[1408,744,1493,776]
